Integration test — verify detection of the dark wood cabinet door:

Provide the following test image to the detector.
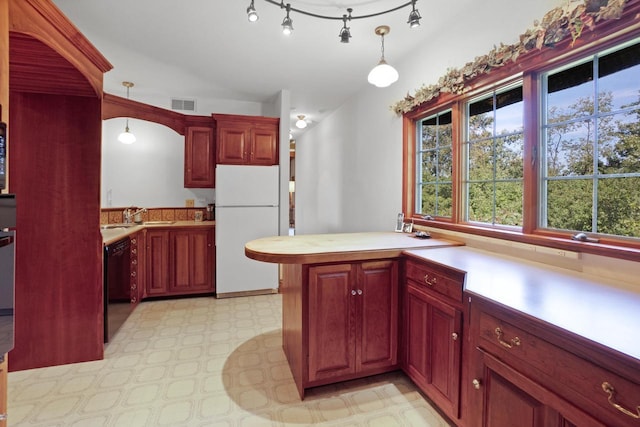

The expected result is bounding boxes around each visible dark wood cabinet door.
[184,126,214,187]
[170,229,214,293]
[475,350,606,427]
[405,281,462,418]
[145,230,170,296]
[358,260,398,371]
[250,125,278,165]
[308,263,357,382]
[217,124,249,164]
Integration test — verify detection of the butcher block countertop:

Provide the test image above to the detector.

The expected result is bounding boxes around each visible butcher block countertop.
[244,231,462,264]
[404,246,640,362]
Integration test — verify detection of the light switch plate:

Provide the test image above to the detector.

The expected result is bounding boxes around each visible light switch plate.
[185,199,194,207]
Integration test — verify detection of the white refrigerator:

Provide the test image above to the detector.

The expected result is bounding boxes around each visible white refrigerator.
[215,165,280,296]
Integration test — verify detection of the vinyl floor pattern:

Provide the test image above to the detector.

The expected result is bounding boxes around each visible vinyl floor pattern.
[7,294,452,426]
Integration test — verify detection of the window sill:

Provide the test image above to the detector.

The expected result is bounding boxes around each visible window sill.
[411,218,640,263]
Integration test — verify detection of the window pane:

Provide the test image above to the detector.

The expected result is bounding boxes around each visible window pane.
[468,96,494,140]
[597,177,640,238]
[468,139,493,181]
[545,119,595,177]
[438,147,453,179]
[547,60,593,114]
[546,179,593,231]
[421,151,437,182]
[494,181,523,226]
[420,183,453,217]
[467,182,494,223]
[495,86,523,134]
[598,110,640,175]
[421,116,438,150]
[495,135,524,180]
[599,42,640,111]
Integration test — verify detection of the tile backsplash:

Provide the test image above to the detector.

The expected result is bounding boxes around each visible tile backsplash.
[100,207,206,224]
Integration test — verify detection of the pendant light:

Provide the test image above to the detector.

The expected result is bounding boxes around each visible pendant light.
[246,0,258,22]
[117,81,136,144]
[295,115,307,129]
[367,26,399,88]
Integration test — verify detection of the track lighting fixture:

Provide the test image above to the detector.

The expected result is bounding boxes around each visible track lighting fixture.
[246,1,420,42]
[247,0,259,22]
[339,9,352,43]
[281,3,293,35]
[295,115,307,129]
[407,0,421,28]
[367,26,399,88]
[117,81,136,144]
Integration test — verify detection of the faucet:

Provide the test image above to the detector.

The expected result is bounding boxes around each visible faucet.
[123,207,147,224]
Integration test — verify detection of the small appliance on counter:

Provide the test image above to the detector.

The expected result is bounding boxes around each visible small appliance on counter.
[205,203,215,221]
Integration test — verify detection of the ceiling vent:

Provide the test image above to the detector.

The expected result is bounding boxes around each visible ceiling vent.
[171,98,196,112]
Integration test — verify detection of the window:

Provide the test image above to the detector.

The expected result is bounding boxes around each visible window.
[403,7,640,258]
[541,40,640,238]
[416,110,453,218]
[465,84,524,227]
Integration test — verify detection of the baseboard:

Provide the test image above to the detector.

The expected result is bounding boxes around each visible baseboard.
[215,288,278,299]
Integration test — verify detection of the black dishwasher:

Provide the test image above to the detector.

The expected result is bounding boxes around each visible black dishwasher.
[104,237,132,342]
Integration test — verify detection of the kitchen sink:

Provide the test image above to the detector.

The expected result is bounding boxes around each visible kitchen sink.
[101,223,137,229]
[143,221,175,225]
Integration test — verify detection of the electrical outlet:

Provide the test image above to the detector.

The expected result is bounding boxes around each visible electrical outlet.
[185,199,195,207]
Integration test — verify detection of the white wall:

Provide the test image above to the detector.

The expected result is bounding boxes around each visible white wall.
[295,0,562,235]
[101,95,281,209]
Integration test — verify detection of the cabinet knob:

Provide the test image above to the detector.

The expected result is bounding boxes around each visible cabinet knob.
[132,259,137,265]
[132,248,137,255]
[452,332,458,341]
[472,379,481,390]
[131,297,137,303]
[357,289,363,295]
[351,290,357,296]
[131,271,137,277]
[131,238,137,244]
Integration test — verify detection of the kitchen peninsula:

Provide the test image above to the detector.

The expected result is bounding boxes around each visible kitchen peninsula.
[246,232,640,427]
[245,231,462,400]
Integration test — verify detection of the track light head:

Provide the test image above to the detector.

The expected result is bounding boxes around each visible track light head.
[407,1,421,28]
[282,3,293,35]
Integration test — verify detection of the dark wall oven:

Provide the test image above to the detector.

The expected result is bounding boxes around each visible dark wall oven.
[104,237,132,342]
[0,194,16,358]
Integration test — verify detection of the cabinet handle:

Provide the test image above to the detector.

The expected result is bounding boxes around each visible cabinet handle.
[131,271,137,277]
[132,248,137,255]
[351,290,357,296]
[132,259,137,265]
[495,327,521,349]
[452,332,458,341]
[423,274,437,286]
[131,238,137,244]
[131,297,137,303]
[472,379,481,390]
[602,381,640,419]
[357,289,363,296]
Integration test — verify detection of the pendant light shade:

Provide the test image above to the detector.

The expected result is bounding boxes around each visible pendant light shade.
[119,81,136,144]
[118,123,136,144]
[368,26,398,88]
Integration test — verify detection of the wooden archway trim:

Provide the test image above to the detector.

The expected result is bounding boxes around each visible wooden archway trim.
[8,0,112,98]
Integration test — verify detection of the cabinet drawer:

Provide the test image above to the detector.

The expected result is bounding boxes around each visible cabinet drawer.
[478,310,640,427]
[405,259,464,303]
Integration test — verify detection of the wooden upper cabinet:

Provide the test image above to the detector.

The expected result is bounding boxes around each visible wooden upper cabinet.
[213,114,279,165]
[184,126,215,188]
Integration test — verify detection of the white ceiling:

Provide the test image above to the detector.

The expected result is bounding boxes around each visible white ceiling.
[51,0,477,132]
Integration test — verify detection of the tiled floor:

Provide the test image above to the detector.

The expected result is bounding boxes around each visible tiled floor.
[7,294,452,426]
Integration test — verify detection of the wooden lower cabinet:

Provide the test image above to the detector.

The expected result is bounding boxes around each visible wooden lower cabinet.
[282,258,399,397]
[472,349,603,427]
[308,260,398,384]
[404,282,462,419]
[145,227,215,297]
[467,295,639,427]
[402,257,464,421]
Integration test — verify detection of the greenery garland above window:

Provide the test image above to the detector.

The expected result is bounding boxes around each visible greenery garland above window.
[391,0,629,115]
